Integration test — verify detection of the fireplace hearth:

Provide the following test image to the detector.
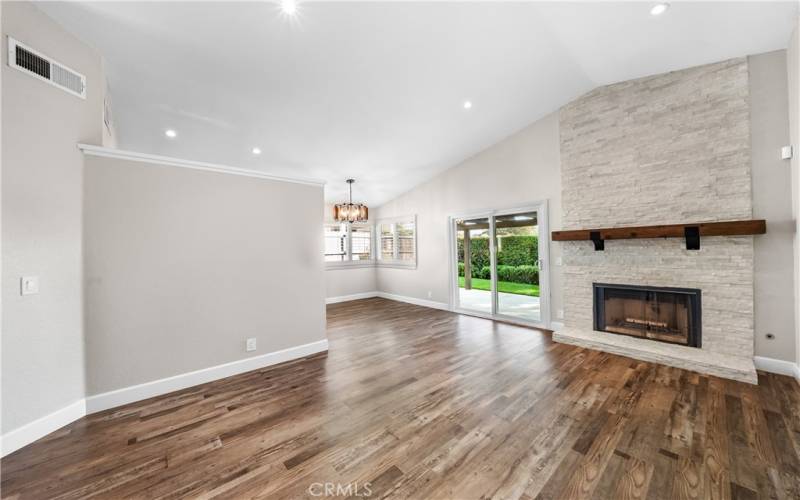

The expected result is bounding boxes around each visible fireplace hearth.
[593,283,701,348]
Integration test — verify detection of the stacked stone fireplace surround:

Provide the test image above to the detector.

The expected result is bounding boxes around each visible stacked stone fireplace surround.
[553,57,758,383]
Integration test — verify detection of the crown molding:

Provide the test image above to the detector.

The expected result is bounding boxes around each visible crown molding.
[77,144,326,187]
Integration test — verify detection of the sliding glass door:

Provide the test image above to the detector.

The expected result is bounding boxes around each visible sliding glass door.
[451,203,549,326]
[493,211,540,322]
[455,216,493,316]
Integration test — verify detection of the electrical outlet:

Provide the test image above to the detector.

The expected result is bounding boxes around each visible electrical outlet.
[246,338,257,352]
[427,291,432,299]
[557,309,564,319]
[20,276,39,296]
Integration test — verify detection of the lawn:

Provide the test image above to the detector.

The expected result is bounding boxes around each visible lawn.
[458,277,540,297]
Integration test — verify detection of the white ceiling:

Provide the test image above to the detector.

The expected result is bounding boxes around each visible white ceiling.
[38,1,798,206]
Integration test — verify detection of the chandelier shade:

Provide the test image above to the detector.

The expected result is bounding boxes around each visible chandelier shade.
[333,179,369,223]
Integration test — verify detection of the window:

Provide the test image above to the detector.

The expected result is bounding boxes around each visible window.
[324,223,348,262]
[324,222,373,267]
[351,225,372,261]
[397,222,415,261]
[380,223,394,260]
[324,216,416,269]
[376,216,416,268]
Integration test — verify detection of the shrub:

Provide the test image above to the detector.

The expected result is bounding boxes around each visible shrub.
[459,235,538,270]
[494,264,539,284]
[497,235,538,266]
[458,235,539,284]
[513,265,539,284]
[495,265,514,282]
[460,265,539,284]
[458,262,491,279]
[457,238,491,270]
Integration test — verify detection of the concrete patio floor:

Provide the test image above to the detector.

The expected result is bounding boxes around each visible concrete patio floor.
[457,287,541,322]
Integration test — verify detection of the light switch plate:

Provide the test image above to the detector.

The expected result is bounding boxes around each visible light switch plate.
[21,276,39,295]
[246,338,257,352]
[781,145,793,160]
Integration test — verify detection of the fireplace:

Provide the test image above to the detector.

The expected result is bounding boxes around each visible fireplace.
[593,283,701,347]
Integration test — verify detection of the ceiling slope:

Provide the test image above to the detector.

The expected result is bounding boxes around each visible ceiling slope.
[36,1,798,205]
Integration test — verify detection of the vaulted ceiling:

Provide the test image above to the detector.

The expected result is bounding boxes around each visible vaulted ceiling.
[38,1,798,205]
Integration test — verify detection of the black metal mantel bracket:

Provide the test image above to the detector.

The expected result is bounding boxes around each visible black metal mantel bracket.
[684,226,700,250]
[590,231,604,251]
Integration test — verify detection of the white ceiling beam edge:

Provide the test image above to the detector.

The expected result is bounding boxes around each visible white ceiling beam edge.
[77,144,327,187]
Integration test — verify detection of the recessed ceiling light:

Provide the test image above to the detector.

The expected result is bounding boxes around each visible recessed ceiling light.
[252,147,262,155]
[281,0,297,15]
[463,101,473,110]
[650,3,669,16]
[165,129,177,138]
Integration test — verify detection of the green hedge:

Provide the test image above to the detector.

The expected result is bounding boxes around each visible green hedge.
[458,263,539,284]
[497,264,539,284]
[457,238,491,270]
[457,235,538,270]
[497,236,538,266]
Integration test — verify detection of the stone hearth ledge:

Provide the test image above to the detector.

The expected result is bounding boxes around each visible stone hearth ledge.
[552,327,757,384]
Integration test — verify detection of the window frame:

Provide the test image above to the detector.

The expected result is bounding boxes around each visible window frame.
[324,221,375,269]
[375,215,417,269]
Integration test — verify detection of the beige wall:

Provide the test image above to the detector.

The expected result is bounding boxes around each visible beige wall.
[2,1,104,433]
[749,50,796,362]
[323,203,377,299]
[326,267,376,299]
[375,112,563,319]
[374,52,795,363]
[788,17,800,367]
[83,156,326,395]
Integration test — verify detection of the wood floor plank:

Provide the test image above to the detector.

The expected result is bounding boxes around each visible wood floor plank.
[557,412,629,499]
[1,297,798,499]
[611,457,654,500]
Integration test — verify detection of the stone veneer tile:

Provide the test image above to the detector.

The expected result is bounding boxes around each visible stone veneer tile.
[553,327,757,384]
[558,57,755,374]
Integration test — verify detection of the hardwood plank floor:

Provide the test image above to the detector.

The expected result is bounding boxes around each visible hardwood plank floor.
[2,297,799,499]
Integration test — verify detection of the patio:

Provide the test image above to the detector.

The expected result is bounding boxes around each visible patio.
[458,288,541,322]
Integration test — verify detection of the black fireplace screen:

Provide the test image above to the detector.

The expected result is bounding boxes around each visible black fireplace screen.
[593,283,701,347]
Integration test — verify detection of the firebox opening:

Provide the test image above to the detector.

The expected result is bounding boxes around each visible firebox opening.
[593,283,701,348]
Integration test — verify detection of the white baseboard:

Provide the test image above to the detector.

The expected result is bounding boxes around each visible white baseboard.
[375,292,451,311]
[86,339,329,414]
[754,356,800,381]
[1,399,86,458]
[326,292,378,304]
[549,321,565,332]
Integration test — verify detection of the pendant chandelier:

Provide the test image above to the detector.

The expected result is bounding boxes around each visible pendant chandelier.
[333,179,368,223]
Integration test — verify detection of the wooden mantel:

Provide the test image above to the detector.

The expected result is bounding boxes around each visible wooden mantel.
[552,219,766,251]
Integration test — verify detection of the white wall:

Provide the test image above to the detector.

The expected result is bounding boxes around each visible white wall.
[2,2,104,434]
[375,112,563,318]
[83,155,327,395]
[749,51,796,362]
